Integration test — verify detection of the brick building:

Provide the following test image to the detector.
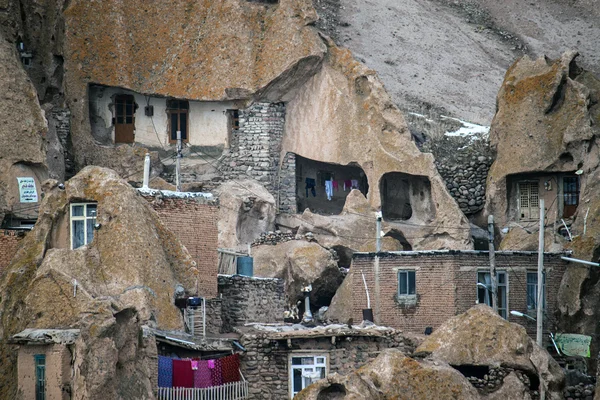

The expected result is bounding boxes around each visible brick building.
[0,230,26,274]
[349,250,570,337]
[141,191,219,298]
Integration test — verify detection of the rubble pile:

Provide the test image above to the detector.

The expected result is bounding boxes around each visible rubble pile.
[252,230,295,246]
[563,382,595,400]
[465,367,539,399]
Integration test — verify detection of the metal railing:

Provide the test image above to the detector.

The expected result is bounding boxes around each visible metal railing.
[156,380,249,400]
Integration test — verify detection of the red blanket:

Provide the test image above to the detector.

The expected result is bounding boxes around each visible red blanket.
[222,354,240,383]
[172,359,194,388]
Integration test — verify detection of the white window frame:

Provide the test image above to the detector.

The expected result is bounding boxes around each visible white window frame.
[288,353,328,399]
[477,270,509,319]
[70,203,97,249]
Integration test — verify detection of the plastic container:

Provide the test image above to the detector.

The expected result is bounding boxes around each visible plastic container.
[237,256,254,277]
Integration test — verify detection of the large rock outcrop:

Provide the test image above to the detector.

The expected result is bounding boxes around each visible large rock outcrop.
[62,0,326,177]
[0,166,199,398]
[214,179,277,249]
[253,240,343,309]
[417,305,565,399]
[0,32,48,223]
[283,38,472,250]
[485,51,600,229]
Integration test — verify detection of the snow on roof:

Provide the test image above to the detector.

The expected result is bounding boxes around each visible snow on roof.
[239,321,400,339]
[10,329,80,345]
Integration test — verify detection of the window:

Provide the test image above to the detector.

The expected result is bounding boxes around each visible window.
[518,181,540,220]
[167,99,189,143]
[397,270,416,296]
[477,271,508,319]
[527,272,546,311]
[70,203,97,249]
[563,176,579,218]
[290,355,327,398]
[35,354,45,400]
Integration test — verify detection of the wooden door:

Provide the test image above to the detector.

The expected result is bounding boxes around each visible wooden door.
[563,177,579,218]
[518,181,540,221]
[114,94,135,143]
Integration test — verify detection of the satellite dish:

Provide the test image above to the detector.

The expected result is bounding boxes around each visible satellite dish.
[575,170,584,175]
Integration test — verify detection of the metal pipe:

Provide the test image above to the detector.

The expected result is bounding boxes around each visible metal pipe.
[561,256,600,267]
[142,152,151,189]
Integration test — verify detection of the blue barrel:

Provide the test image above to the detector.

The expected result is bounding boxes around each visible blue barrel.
[237,256,254,277]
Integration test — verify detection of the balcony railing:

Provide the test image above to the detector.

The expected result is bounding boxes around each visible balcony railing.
[157,380,249,400]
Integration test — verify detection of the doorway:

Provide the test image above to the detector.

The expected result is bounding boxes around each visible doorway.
[114,94,136,143]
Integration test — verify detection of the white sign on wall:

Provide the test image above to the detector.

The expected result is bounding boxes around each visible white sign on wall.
[17,177,38,203]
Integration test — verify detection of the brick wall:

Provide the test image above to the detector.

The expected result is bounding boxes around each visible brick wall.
[145,196,219,298]
[351,251,568,337]
[0,230,25,274]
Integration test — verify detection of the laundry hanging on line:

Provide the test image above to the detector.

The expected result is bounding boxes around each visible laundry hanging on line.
[158,353,241,389]
[305,178,316,197]
[325,180,334,201]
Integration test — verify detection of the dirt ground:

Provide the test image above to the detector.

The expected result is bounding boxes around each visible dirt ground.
[313,0,600,126]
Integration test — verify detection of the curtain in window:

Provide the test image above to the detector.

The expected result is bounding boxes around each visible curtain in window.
[72,220,84,249]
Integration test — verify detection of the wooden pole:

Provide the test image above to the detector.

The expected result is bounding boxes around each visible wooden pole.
[537,198,545,346]
[488,215,498,313]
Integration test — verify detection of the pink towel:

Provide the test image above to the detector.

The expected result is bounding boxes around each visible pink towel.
[208,360,215,369]
[191,360,199,370]
[194,360,213,388]
[332,181,339,191]
[344,180,352,191]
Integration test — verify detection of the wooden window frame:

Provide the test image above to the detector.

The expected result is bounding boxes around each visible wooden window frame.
[167,99,189,144]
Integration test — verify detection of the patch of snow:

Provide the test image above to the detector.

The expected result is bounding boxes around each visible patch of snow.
[137,187,214,199]
[408,112,434,123]
[441,115,490,138]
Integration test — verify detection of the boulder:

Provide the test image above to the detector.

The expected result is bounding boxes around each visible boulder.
[253,240,342,309]
[416,305,565,399]
[295,348,480,400]
[0,166,199,399]
[214,179,276,249]
[0,32,48,223]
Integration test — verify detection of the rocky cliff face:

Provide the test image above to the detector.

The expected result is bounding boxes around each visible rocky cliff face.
[0,166,199,398]
[0,32,48,224]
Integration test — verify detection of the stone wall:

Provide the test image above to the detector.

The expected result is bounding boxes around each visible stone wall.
[50,108,74,179]
[204,298,223,336]
[143,195,220,298]
[218,275,286,332]
[0,230,24,274]
[218,103,287,201]
[278,152,297,214]
[422,135,492,215]
[239,331,412,399]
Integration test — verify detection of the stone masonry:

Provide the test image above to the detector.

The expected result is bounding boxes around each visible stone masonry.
[278,152,297,214]
[422,134,492,215]
[217,275,286,332]
[239,330,412,399]
[218,102,287,202]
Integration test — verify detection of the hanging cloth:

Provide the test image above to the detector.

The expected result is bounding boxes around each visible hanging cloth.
[194,360,213,388]
[222,354,241,383]
[158,356,173,388]
[325,180,334,201]
[351,179,359,189]
[344,180,352,191]
[172,359,194,388]
[332,181,339,191]
[211,358,224,386]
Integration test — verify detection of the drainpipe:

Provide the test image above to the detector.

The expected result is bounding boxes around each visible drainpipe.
[142,153,151,189]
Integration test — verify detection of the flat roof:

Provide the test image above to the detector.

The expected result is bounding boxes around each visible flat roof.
[353,250,572,259]
[237,322,400,340]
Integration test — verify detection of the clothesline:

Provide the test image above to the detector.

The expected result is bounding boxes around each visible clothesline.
[305,177,361,201]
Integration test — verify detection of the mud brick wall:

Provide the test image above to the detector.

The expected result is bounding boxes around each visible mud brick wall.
[144,196,219,298]
[351,251,568,337]
[218,275,286,332]
[0,230,25,274]
[239,332,412,399]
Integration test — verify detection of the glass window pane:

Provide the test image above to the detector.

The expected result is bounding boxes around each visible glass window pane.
[317,366,326,379]
[125,101,133,116]
[72,205,84,217]
[301,357,314,365]
[72,220,84,249]
[86,219,94,245]
[86,204,97,217]
[171,114,178,141]
[316,357,325,364]
[408,271,416,295]
[527,273,537,284]
[293,368,302,393]
[399,272,407,295]
[180,113,187,140]
[497,272,506,284]
[291,357,302,365]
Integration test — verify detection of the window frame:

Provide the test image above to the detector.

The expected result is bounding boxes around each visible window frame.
[288,353,328,399]
[34,354,45,400]
[397,269,416,297]
[477,270,509,319]
[526,271,546,311]
[517,180,540,221]
[70,203,97,250]
[167,99,189,144]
